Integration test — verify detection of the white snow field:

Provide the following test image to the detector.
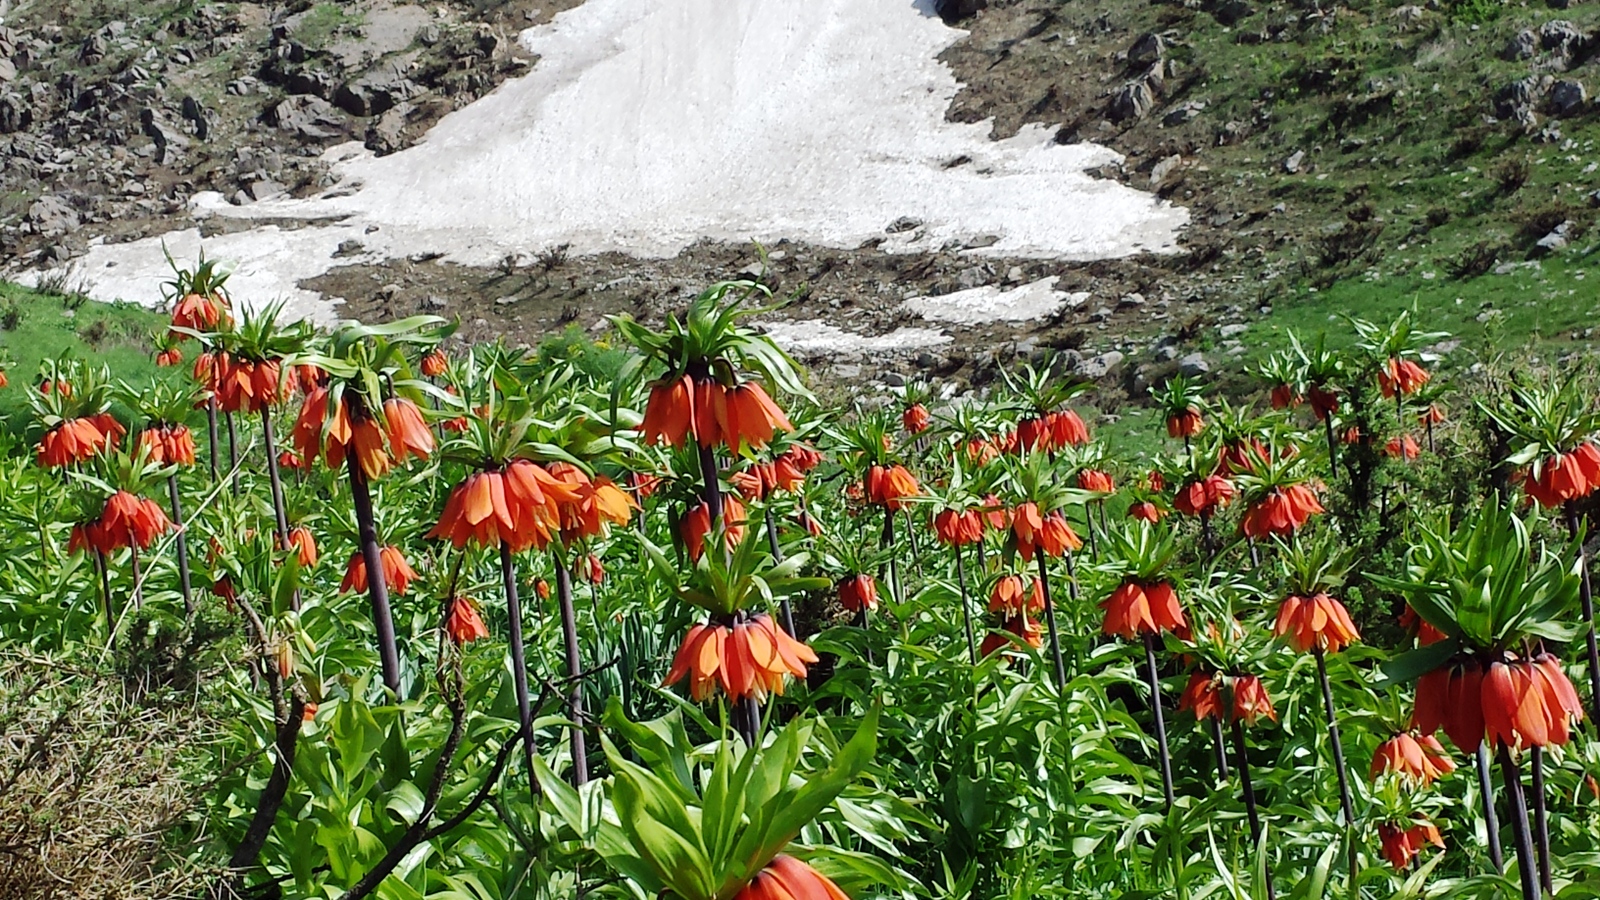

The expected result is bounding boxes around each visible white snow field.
[22,0,1188,330]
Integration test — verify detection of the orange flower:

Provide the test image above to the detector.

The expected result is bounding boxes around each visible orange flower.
[1385,434,1420,461]
[155,347,183,367]
[663,614,818,701]
[1414,660,1486,752]
[1099,579,1186,639]
[1379,820,1444,869]
[1229,675,1276,725]
[278,449,304,470]
[837,573,878,612]
[213,358,284,414]
[1012,504,1081,561]
[444,595,490,645]
[1482,655,1585,750]
[1166,407,1203,438]
[1272,593,1360,653]
[902,403,931,435]
[293,387,395,480]
[138,424,197,467]
[1308,384,1340,420]
[979,494,1009,532]
[420,350,448,378]
[340,546,418,595]
[170,291,230,335]
[547,464,637,542]
[988,575,1043,615]
[737,855,850,900]
[1218,438,1270,476]
[1179,671,1223,721]
[383,398,434,465]
[981,613,1043,656]
[1370,732,1456,786]
[37,416,118,467]
[430,470,517,549]
[286,526,319,568]
[1049,410,1090,448]
[1418,403,1446,426]
[642,375,694,447]
[1127,501,1164,522]
[1270,384,1301,409]
[681,496,747,561]
[535,579,552,599]
[1077,469,1114,493]
[503,459,573,549]
[864,464,920,510]
[93,490,173,551]
[1173,475,1234,517]
[719,381,793,452]
[1379,358,1430,398]
[1240,483,1322,537]
[581,553,605,584]
[0,369,7,388]
[932,508,983,546]
[730,469,763,500]
[1526,450,1595,508]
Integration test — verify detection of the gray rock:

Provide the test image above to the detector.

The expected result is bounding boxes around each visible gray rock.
[286,69,339,99]
[1283,149,1306,173]
[1155,345,1179,361]
[1109,79,1154,122]
[1162,100,1206,126]
[0,58,15,83]
[226,77,260,96]
[934,0,988,22]
[365,103,414,155]
[915,352,939,369]
[885,215,923,234]
[1219,323,1249,338]
[956,266,989,290]
[1494,74,1553,122]
[1540,20,1584,54]
[1076,350,1125,379]
[1549,80,1586,116]
[264,95,343,140]
[1210,0,1255,26]
[961,234,1000,250]
[1178,352,1210,376]
[334,239,365,257]
[1128,32,1165,66]
[246,180,287,201]
[0,93,30,133]
[1534,220,1573,254]
[1149,154,1182,188]
[880,371,907,387]
[424,295,449,310]
[1503,29,1537,61]
[26,195,79,235]
[335,68,422,117]
[140,107,189,164]
[1117,292,1146,309]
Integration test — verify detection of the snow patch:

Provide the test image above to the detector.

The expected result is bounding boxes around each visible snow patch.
[760,320,952,355]
[903,277,1088,325]
[22,0,1187,319]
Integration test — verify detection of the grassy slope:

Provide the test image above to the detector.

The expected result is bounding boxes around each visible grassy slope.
[948,0,1600,368]
[0,281,163,428]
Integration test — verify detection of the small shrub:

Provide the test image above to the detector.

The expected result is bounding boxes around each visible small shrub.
[1448,240,1504,279]
[1495,158,1530,196]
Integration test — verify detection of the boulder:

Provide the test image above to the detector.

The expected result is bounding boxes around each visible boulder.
[1178,352,1210,376]
[1075,350,1125,379]
[1128,32,1165,66]
[1494,74,1552,121]
[0,93,30,133]
[1502,29,1537,61]
[335,67,422,117]
[1109,79,1154,121]
[26,195,79,235]
[264,95,343,140]
[1548,79,1586,116]
[1533,220,1573,255]
[934,0,988,23]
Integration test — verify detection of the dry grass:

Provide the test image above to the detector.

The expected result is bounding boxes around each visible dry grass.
[0,652,216,900]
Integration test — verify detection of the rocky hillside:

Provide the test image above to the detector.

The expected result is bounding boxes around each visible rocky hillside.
[2,0,1598,395]
[1,0,581,261]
